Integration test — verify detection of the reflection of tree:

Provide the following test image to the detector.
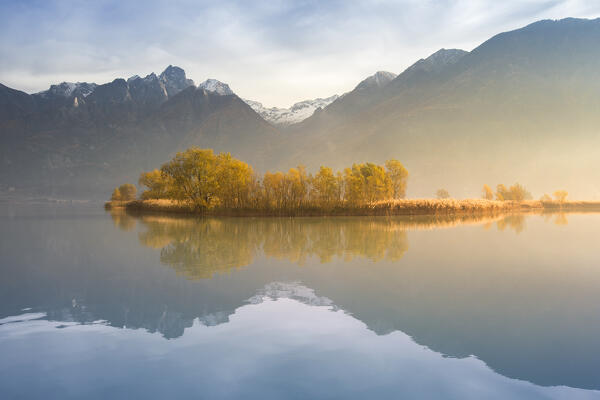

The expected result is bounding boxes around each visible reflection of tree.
[109,208,137,231]
[119,213,530,280]
[132,216,412,279]
[540,212,569,227]
[554,213,569,226]
[139,217,259,279]
[260,219,409,264]
[496,215,526,233]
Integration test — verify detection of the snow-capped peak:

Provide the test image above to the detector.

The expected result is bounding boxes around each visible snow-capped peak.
[36,82,97,98]
[248,282,336,308]
[244,94,339,126]
[198,79,234,96]
[406,48,468,74]
[355,71,397,91]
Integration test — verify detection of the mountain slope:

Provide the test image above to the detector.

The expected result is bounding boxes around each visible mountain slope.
[276,18,600,198]
[0,67,278,198]
[3,18,600,199]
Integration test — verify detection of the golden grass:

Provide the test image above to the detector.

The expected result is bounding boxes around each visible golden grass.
[106,198,600,217]
[370,198,524,213]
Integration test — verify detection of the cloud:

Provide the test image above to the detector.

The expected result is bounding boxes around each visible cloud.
[1,0,600,107]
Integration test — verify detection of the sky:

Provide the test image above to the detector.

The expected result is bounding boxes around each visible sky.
[1,0,600,108]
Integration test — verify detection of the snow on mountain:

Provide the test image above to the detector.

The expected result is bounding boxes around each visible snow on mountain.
[244,94,339,126]
[198,79,234,95]
[248,282,336,308]
[354,71,397,91]
[36,82,98,98]
[405,48,468,74]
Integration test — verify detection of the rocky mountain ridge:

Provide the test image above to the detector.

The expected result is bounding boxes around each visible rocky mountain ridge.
[2,18,600,198]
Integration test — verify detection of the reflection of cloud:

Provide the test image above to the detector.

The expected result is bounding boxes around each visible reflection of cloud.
[2,299,598,398]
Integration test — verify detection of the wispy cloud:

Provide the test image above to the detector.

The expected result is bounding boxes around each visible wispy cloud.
[1,0,599,106]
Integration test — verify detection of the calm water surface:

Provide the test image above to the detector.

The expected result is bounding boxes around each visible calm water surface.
[1,205,599,399]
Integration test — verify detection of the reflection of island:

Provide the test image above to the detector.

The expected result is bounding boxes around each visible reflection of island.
[135,216,411,278]
[123,212,533,280]
[139,217,259,279]
[3,210,600,390]
[105,211,600,390]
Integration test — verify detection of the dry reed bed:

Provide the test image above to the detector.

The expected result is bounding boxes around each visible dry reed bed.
[114,207,514,231]
[105,199,600,217]
[105,198,600,217]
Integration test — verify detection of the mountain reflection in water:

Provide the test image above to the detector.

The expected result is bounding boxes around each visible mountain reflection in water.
[1,207,599,397]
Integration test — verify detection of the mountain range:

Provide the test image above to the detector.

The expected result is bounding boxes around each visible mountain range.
[2,17,600,199]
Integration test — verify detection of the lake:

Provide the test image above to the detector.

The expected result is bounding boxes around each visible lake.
[1,205,599,399]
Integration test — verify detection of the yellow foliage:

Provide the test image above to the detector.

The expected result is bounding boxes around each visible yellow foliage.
[111,187,122,201]
[482,184,494,200]
[118,183,137,201]
[116,147,409,210]
[553,190,568,202]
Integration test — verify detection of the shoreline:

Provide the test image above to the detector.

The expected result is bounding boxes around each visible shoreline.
[105,199,600,217]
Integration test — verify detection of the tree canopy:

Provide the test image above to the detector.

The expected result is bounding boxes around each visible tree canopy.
[126,147,410,209]
[496,183,531,201]
[436,189,450,199]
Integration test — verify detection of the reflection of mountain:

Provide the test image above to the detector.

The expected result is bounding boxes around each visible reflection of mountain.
[3,299,595,400]
[2,210,600,389]
[248,282,335,308]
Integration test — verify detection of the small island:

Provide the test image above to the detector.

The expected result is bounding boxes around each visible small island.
[106,147,600,217]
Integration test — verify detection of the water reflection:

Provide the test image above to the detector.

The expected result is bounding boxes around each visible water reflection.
[118,212,533,279]
[1,208,600,395]
[2,298,598,400]
[109,211,600,390]
[136,216,411,277]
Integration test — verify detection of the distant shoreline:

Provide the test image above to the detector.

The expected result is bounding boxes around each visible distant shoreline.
[104,199,600,217]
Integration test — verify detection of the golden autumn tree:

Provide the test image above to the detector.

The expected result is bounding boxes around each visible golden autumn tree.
[363,163,393,202]
[436,189,450,199]
[344,163,392,203]
[482,184,494,200]
[553,190,568,203]
[496,184,508,201]
[262,171,286,208]
[496,183,531,201]
[286,166,309,207]
[508,183,531,201]
[111,187,122,201]
[118,184,137,201]
[139,169,172,199]
[131,146,409,209]
[159,148,219,209]
[215,153,253,208]
[385,160,409,199]
[311,166,339,205]
[343,165,364,203]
